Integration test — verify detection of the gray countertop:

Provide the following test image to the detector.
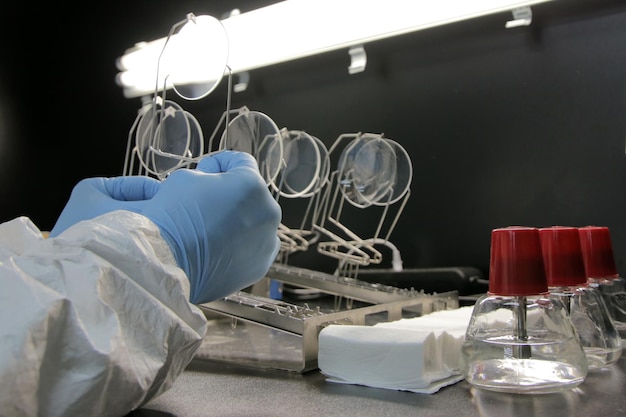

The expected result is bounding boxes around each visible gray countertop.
[131,352,626,417]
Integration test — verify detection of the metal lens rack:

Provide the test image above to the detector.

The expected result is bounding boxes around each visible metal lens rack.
[195,264,459,373]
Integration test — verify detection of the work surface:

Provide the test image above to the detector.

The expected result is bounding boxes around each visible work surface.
[131,352,626,417]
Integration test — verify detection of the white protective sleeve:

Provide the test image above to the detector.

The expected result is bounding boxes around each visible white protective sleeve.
[0,211,208,417]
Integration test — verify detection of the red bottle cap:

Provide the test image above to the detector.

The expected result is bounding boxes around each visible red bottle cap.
[578,226,619,279]
[539,226,587,287]
[489,226,548,296]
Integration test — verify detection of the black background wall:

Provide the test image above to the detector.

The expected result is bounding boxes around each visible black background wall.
[1,0,625,279]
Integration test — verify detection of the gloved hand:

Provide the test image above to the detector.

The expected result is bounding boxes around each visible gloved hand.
[50,151,282,303]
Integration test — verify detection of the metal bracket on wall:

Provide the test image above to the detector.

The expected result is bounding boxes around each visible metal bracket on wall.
[233,71,250,93]
[505,6,533,28]
[348,45,367,74]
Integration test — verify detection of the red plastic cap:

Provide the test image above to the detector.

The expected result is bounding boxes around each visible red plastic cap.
[489,226,548,296]
[538,226,587,287]
[578,226,619,279]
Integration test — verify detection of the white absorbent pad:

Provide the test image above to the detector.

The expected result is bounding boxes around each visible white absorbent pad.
[318,306,474,394]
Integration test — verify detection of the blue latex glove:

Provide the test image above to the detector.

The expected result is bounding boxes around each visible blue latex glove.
[50,151,282,303]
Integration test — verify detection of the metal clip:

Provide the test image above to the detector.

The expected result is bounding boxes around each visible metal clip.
[505,6,533,28]
[233,71,249,93]
[348,45,367,74]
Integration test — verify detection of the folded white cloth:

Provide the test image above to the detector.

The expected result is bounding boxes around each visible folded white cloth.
[318,306,474,394]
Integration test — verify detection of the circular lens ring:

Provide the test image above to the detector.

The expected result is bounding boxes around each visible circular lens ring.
[313,135,332,193]
[337,134,397,208]
[219,110,283,185]
[167,15,229,101]
[257,130,283,187]
[274,130,322,198]
[370,138,412,206]
[151,110,204,176]
[135,100,184,175]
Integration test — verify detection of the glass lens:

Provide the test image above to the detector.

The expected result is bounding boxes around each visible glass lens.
[152,110,203,174]
[372,138,412,206]
[135,100,203,176]
[220,110,282,185]
[136,100,183,174]
[165,15,229,100]
[278,131,321,198]
[337,134,412,207]
[338,135,396,208]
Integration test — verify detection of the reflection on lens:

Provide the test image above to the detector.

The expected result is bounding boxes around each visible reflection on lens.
[337,134,411,208]
[164,15,229,100]
[136,101,182,174]
[220,110,282,185]
[135,100,203,176]
[338,135,395,208]
[373,138,412,206]
[273,130,330,199]
[152,110,203,174]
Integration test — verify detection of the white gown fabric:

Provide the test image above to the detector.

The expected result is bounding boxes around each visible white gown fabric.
[0,211,208,417]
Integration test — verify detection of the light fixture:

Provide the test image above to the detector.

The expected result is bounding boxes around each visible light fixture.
[116,0,556,99]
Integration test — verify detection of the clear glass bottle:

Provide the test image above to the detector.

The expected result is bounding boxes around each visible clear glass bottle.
[539,226,622,370]
[462,226,588,394]
[579,226,626,346]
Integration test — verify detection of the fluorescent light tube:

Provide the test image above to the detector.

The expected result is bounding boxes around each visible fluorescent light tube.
[116,0,556,98]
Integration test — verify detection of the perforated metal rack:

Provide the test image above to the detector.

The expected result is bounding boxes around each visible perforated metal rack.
[195,264,459,372]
